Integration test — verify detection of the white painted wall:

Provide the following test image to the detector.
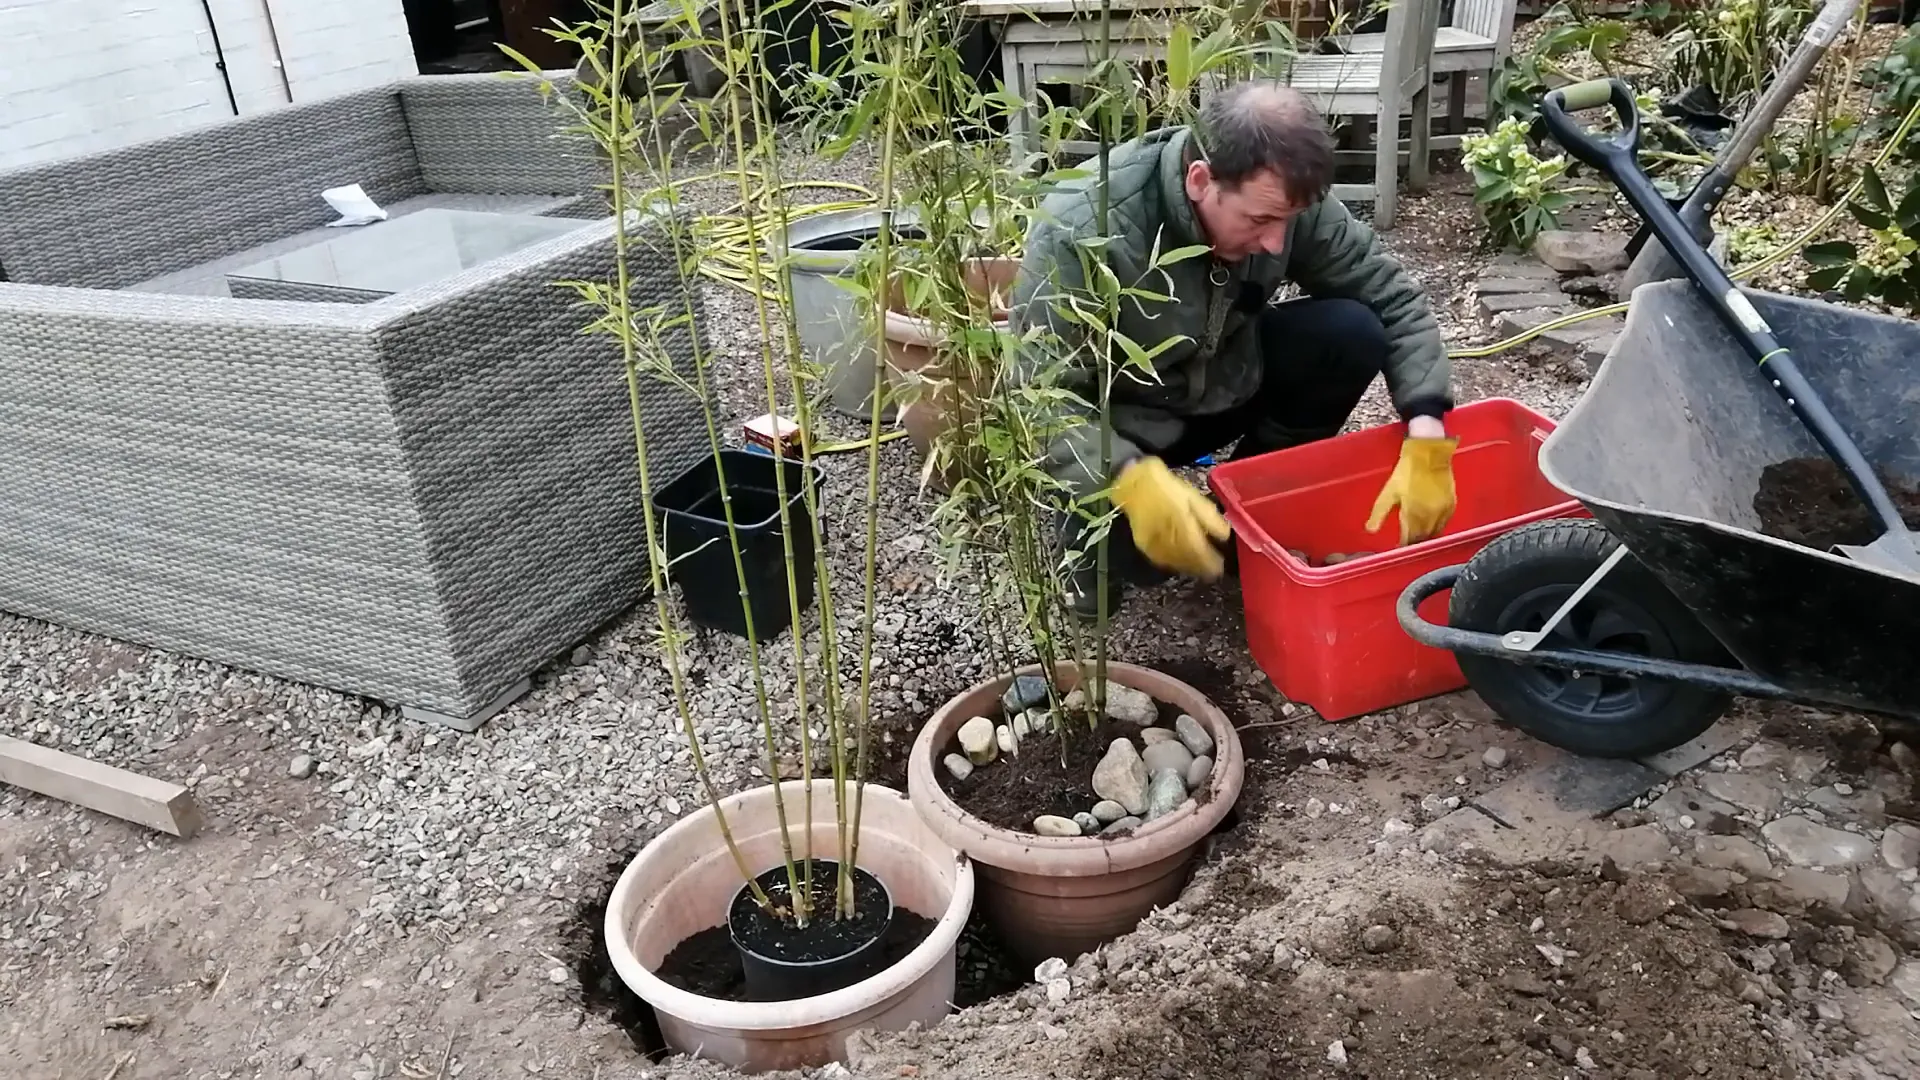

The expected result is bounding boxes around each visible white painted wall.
[0,0,421,171]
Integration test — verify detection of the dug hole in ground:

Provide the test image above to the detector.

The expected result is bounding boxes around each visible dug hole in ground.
[5,155,1920,1080]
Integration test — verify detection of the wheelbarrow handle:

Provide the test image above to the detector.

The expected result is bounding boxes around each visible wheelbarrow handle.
[1539,78,1642,177]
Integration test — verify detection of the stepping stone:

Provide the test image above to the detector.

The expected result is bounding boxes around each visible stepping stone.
[1637,718,1754,776]
[1485,253,1561,278]
[1477,276,1561,295]
[1479,291,1568,315]
[1473,755,1665,828]
[1496,306,1572,337]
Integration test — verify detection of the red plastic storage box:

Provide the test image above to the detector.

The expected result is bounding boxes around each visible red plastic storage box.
[1209,398,1586,722]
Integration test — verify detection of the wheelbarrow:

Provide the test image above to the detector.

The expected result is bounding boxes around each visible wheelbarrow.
[1395,78,1920,760]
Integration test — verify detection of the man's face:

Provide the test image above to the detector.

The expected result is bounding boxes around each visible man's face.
[1184,161,1305,262]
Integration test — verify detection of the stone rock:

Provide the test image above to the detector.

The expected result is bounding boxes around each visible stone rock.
[1613,875,1679,925]
[1004,676,1051,714]
[1305,797,1326,819]
[288,754,316,779]
[1012,713,1032,739]
[1143,768,1188,821]
[1596,824,1675,870]
[1482,746,1509,769]
[1023,707,1054,736]
[1533,229,1629,273]
[1073,812,1102,834]
[1695,835,1773,877]
[1186,755,1213,791]
[1762,815,1877,868]
[1765,867,1850,912]
[1891,961,1920,1007]
[1034,957,1069,983]
[1719,909,1790,939]
[1477,275,1559,294]
[1091,800,1128,824]
[1033,815,1081,838]
[1140,728,1178,746]
[942,753,974,782]
[1843,936,1899,987]
[1856,867,1920,938]
[1670,866,1742,900]
[1882,824,1920,871]
[1174,714,1214,758]
[1806,784,1887,825]
[1787,752,1829,784]
[1142,740,1195,778]
[1360,924,1398,953]
[1100,815,1142,836]
[1698,773,1783,818]
[1093,739,1150,816]
[1649,787,1741,832]
[1065,681,1157,725]
[958,716,998,765]
[997,724,1017,756]
[1479,290,1567,314]
[1738,742,1790,772]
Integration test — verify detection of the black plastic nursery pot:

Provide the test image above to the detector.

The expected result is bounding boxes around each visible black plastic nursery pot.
[652,448,824,641]
[727,859,895,1001]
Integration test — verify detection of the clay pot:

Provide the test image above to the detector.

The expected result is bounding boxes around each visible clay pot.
[906,661,1244,967]
[882,256,1022,492]
[603,780,975,1073]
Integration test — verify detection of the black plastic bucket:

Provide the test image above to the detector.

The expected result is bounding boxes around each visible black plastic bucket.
[652,449,824,641]
[727,859,895,1001]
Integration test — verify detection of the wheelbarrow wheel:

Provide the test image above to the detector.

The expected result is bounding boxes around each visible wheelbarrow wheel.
[1449,519,1732,759]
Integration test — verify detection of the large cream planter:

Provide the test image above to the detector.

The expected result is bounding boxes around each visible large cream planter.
[603,780,975,1072]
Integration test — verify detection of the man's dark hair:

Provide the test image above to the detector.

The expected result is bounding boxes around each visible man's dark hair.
[1191,80,1335,203]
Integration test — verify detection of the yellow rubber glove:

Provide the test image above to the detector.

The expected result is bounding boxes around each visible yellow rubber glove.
[1365,436,1459,546]
[1111,456,1233,579]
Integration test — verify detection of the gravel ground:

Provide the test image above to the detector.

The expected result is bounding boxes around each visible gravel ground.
[4,101,1916,1079]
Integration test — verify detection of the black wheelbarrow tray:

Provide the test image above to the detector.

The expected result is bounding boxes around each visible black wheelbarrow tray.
[1396,278,1920,759]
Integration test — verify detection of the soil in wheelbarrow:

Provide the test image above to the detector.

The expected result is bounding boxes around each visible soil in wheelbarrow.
[1753,456,1920,552]
[940,698,1213,833]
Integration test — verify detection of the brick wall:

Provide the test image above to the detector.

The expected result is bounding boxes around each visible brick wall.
[0,0,420,171]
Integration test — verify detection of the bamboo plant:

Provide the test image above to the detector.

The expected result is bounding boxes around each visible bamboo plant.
[814,1,1294,766]
[504,0,902,935]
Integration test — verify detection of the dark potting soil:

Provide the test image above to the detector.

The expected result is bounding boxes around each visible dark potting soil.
[1754,456,1920,552]
[655,908,939,1003]
[941,692,1211,832]
[728,860,890,966]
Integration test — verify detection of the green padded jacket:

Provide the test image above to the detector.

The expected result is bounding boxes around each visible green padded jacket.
[1007,125,1453,498]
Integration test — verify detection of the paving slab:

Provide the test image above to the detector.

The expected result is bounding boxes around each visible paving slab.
[1479,291,1568,315]
[1484,253,1561,278]
[1638,717,1755,776]
[1476,276,1561,295]
[1496,306,1571,337]
[1473,753,1666,828]
[1416,806,1507,854]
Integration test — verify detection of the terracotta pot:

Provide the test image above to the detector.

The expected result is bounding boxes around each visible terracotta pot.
[604,780,975,1073]
[882,256,1022,493]
[906,661,1244,967]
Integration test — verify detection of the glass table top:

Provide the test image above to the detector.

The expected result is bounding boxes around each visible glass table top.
[225,208,589,296]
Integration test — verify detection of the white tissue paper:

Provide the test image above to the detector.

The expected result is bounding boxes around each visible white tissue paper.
[322,183,388,227]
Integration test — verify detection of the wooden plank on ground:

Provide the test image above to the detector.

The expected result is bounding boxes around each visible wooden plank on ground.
[0,735,203,838]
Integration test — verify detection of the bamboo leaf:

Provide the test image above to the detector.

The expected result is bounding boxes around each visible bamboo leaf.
[1801,241,1858,268]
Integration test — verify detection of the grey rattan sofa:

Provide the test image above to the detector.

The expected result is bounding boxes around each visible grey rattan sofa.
[0,72,707,730]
